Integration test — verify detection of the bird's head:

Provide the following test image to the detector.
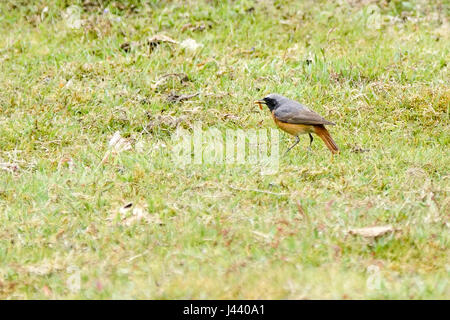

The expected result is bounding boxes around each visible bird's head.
[255,94,286,111]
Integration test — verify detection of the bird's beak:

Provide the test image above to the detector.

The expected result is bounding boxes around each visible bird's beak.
[254,100,266,110]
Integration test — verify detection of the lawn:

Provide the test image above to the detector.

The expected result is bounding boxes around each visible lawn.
[0,0,448,299]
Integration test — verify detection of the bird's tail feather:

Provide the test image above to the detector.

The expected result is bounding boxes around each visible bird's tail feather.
[314,125,339,154]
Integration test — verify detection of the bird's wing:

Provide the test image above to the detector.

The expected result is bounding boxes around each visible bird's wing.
[274,103,335,125]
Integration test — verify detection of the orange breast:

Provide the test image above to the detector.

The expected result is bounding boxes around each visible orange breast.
[272,112,314,136]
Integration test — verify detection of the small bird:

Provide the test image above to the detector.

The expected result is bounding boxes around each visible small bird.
[255,94,339,154]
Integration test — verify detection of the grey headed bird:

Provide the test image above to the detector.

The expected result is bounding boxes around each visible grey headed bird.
[255,94,339,154]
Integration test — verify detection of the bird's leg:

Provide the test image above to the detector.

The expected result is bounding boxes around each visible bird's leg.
[284,135,300,156]
[308,133,314,152]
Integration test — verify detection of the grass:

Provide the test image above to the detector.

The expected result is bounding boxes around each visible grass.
[0,0,449,299]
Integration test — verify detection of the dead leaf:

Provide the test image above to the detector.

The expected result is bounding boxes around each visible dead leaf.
[86,223,98,235]
[348,225,397,238]
[325,199,335,212]
[26,265,52,275]
[95,280,103,291]
[42,285,52,297]
[99,131,132,166]
[109,131,132,153]
[0,162,19,173]
[58,157,75,171]
[25,262,63,276]
[55,229,65,239]
[180,38,203,51]
[333,245,342,259]
[0,280,17,295]
[117,203,163,226]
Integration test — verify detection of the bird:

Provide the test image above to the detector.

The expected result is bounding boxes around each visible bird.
[255,94,339,154]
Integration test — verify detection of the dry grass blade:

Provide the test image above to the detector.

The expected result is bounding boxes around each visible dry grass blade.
[228,185,288,196]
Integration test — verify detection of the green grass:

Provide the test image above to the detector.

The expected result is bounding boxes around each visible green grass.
[0,0,449,299]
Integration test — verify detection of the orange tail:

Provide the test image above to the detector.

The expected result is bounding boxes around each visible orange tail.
[314,125,339,154]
